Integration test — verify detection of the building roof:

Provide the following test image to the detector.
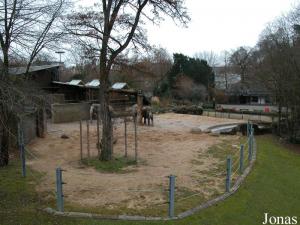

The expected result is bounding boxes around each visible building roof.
[52,81,84,87]
[111,82,129,90]
[86,79,100,87]
[9,64,60,75]
[68,80,84,85]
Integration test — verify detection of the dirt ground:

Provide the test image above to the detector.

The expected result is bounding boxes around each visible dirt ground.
[27,113,242,211]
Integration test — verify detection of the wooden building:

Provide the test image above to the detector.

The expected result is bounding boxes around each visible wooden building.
[9,64,60,91]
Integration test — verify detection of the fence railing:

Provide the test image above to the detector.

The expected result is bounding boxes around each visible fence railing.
[52,122,256,218]
[15,121,257,220]
[203,110,274,123]
[225,123,254,192]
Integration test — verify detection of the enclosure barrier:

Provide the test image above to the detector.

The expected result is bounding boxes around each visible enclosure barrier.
[56,167,64,212]
[168,175,176,218]
[203,110,274,123]
[14,118,257,221]
[54,169,177,218]
[49,123,256,219]
[225,122,254,192]
[3,120,57,210]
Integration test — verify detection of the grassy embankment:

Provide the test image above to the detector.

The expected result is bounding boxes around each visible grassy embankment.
[0,136,299,225]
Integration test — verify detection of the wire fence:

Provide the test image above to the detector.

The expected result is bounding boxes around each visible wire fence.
[203,110,274,123]
[13,120,256,219]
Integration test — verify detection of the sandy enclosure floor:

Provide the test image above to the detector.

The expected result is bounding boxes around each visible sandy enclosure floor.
[27,113,242,210]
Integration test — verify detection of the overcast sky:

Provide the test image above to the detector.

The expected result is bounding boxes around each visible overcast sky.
[66,0,298,64]
[146,0,297,57]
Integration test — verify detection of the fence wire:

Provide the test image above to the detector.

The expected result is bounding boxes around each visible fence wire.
[7,114,256,217]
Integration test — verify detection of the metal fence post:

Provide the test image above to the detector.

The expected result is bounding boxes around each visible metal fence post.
[250,128,254,160]
[247,121,250,137]
[226,156,232,192]
[168,175,175,218]
[239,145,244,174]
[56,167,64,212]
[18,123,26,177]
[248,127,254,161]
[248,134,252,161]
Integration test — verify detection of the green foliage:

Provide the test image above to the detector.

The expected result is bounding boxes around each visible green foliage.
[168,53,214,87]
[156,53,215,99]
[172,105,203,115]
[153,79,171,97]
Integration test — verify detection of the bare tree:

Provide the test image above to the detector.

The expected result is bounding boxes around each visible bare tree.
[173,74,207,102]
[229,46,252,83]
[254,11,300,139]
[194,50,219,67]
[0,0,67,166]
[66,0,189,161]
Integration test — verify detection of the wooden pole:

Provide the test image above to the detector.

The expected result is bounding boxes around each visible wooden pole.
[80,121,83,160]
[124,118,128,158]
[86,120,90,159]
[137,91,143,124]
[111,118,114,156]
[134,116,138,162]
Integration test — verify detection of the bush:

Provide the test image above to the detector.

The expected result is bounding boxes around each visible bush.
[202,102,215,109]
[172,105,203,115]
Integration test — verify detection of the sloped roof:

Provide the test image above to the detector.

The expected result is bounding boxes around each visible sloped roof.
[52,81,84,87]
[9,64,60,75]
[86,79,100,87]
[112,82,128,90]
[68,80,84,85]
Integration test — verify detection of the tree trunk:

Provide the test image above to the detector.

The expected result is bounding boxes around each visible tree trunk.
[0,48,9,80]
[0,53,10,166]
[99,72,113,161]
[0,127,9,167]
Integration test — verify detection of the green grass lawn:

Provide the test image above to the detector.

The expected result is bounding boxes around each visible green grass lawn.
[0,136,299,225]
